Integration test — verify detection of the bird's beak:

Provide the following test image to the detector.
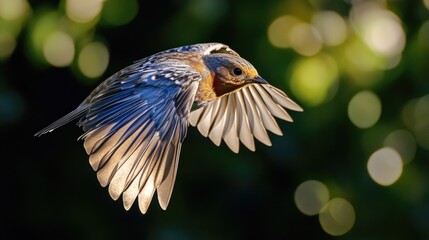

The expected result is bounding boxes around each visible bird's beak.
[249,75,268,84]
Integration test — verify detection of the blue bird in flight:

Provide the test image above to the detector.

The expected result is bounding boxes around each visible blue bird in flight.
[35,43,302,214]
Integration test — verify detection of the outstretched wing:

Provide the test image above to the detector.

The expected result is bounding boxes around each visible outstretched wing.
[79,57,201,214]
[37,54,201,214]
[189,84,303,153]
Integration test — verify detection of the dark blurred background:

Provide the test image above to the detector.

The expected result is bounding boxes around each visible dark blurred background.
[2,0,429,239]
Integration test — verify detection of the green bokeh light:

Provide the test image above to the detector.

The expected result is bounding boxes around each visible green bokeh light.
[290,54,338,106]
[294,180,330,216]
[27,9,61,65]
[0,30,16,60]
[101,0,138,26]
[319,198,355,236]
[348,91,382,129]
[78,41,109,78]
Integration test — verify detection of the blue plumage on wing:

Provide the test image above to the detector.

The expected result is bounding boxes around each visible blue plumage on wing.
[77,61,199,148]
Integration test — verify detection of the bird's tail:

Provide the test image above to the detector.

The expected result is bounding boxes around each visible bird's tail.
[34,106,88,136]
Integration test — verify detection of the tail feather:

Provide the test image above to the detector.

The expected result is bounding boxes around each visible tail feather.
[34,106,88,136]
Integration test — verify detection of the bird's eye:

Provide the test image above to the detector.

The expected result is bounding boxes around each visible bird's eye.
[232,67,243,76]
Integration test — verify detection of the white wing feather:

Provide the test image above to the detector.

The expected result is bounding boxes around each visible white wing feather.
[189,84,302,152]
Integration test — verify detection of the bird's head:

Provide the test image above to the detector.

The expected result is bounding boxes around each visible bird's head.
[203,53,267,97]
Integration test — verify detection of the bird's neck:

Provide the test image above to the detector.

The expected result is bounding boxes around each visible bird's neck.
[195,72,217,104]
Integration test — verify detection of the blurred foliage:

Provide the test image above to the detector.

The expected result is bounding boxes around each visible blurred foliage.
[2,0,429,239]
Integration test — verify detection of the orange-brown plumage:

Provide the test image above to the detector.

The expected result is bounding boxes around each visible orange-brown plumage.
[196,71,217,102]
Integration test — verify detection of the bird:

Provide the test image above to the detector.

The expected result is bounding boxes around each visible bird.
[35,42,303,214]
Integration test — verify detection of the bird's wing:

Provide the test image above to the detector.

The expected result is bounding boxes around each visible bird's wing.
[189,84,303,153]
[77,60,200,214]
